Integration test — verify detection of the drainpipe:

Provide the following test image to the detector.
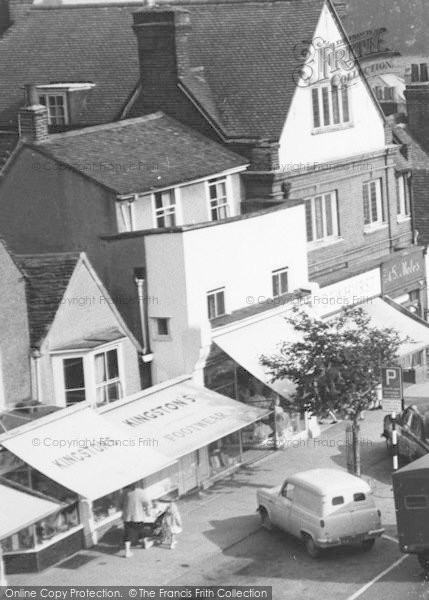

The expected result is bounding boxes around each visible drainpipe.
[384,148,394,252]
[31,349,42,406]
[134,268,151,359]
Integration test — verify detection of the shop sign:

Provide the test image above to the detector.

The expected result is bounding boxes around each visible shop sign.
[381,251,425,294]
[0,449,25,476]
[315,268,381,316]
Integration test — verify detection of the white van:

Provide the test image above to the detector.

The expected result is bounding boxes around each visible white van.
[256,468,384,557]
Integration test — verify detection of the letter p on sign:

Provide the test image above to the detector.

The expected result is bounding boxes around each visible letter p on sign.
[381,366,403,410]
[386,369,397,385]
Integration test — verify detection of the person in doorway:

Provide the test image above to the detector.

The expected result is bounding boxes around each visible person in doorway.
[161,502,182,549]
[121,483,151,558]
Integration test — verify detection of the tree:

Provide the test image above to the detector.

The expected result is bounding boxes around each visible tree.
[260,306,405,476]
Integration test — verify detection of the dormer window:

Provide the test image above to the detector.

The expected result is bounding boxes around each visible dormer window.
[35,83,95,127]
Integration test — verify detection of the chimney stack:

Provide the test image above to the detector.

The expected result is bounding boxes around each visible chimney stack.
[18,84,48,143]
[132,7,191,112]
[405,80,429,152]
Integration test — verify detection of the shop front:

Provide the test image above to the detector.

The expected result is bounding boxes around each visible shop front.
[100,377,268,495]
[381,246,427,319]
[0,403,171,573]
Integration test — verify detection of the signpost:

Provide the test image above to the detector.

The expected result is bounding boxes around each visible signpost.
[381,366,404,413]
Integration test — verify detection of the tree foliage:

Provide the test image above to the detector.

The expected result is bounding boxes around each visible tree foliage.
[260,306,405,422]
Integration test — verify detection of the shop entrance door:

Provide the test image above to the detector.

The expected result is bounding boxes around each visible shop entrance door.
[178,452,199,494]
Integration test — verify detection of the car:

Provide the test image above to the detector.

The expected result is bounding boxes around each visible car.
[382,402,429,462]
[256,468,384,558]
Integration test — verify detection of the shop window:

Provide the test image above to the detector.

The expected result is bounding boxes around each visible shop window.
[312,83,350,130]
[92,490,123,523]
[363,179,384,228]
[63,357,86,405]
[154,189,176,228]
[305,192,339,243]
[94,348,122,407]
[35,504,80,544]
[208,177,229,221]
[396,175,410,219]
[207,288,226,320]
[1,525,35,552]
[208,433,240,476]
[272,267,288,298]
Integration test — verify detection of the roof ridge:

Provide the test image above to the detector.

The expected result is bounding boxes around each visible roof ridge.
[35,112,165,144]
[32,0,313,8]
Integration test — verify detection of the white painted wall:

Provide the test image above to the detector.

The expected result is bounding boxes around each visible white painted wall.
[146,204,309,383]
[279,2,386,166]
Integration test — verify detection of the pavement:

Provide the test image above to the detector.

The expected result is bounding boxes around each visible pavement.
[6,410,405,590]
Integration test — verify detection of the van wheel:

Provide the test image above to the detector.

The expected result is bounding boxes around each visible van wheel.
[259,507,273,531]
[303,534,321,558]
[417,552,429,573]
[361,538,375,551]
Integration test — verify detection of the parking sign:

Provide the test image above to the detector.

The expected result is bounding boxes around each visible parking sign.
[381,366,403,412]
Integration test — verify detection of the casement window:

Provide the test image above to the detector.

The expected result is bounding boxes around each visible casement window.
[154,189,176,228]
[155,318,169,337]
[396,175,410,218]
[208,177,229,221]
[363,179,384,227]
[94,348,122,407]
[305,192,339,243]
[411,63,429,83]
[63,357,86,405]
[207,288,226,320]
[37,93,68,126]
[312,83,350,129]
[118,198,135,232]
[272,268,289,298]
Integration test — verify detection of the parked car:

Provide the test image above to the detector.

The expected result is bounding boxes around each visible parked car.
[256,468,384,558]
[382,402,429,462]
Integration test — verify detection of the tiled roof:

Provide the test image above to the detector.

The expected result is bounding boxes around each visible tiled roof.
[17,253,80,348]
[392,124,429,171]
[0,0,325,140]
[32,112,248,195]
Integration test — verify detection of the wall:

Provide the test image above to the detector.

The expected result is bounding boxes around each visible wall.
[279,3,386,166]
[0,242,31,408]
[285,149,413,282]
[145,204,309,383]
[37,261,142,406]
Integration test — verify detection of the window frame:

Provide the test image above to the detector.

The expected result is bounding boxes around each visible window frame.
[311,83,351,132]
[363,179,384,230]
[305,191,339,244]
[152,188,178,228]
[396,174,411,220]
[206,176,230,221]
[207,287,226,320]
[118,197,136,232]
[151,317,171,341]
[36,91,69,126]
[272,267,289,298]
[94,347,123,408]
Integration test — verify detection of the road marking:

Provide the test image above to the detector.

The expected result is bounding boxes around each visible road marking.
[382,534,398,544]
[345,555,408,600]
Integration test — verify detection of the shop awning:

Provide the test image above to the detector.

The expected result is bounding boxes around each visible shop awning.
[0,485,60,539]
[213,312,301,398]
[100,379,268,461]
[0,405,171,500]
[363,298,429,356]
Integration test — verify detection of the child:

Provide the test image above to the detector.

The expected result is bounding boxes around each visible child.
[162,502,182,549]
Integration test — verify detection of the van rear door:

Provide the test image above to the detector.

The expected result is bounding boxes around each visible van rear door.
[350,491,379,536]
[324,494,355,540]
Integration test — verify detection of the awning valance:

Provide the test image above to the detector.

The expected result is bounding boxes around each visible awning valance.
[0,406,171,500]
[0,485,60,539]
[100,379,267,461]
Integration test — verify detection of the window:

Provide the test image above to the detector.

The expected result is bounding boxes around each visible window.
[312,83,350,129]
[208,177,229,221]
[405,495,428,509]
[384,87,395,101]
[94,349,122,407]
[37,93,68,126]
[272,268,289,297]
[374,86,383,100]
[63,357,86,406]
[207,288,226,320]
[119,198,135,232]
[332,496,344,505]
[281,483,295,501]
[154,189,176,228]
[155,318,169,337]
[353,493,366,502]
[411,63,429,83]
[305,192,339,242]
[363,179,384,227]
[397,175,410,218]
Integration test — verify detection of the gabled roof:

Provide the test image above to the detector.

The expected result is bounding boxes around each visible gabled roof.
[17,252,81,348]
[29,112,248,195]
[0,0,325,140]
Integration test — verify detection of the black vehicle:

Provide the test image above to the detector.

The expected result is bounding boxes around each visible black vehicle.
[382,401,429,462]
[393,454,429,573]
